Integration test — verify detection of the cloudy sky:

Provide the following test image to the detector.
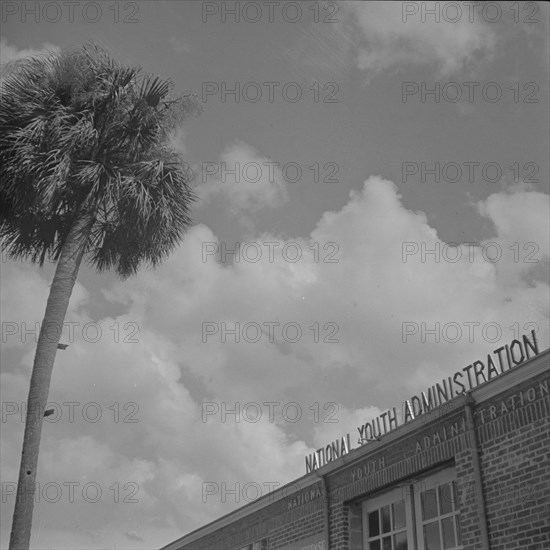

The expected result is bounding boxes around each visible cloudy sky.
[1,1,549,548]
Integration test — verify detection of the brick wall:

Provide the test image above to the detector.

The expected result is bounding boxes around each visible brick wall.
[173,356,549,550]
[476,374,550,550]
[269,510,325,550]
[321,367,549,550]
[179,483,326,549]
[455,437,484,549]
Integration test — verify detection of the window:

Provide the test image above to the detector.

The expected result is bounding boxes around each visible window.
[363,486,414,550]
[362,467,462,550]
[415,472,462,550]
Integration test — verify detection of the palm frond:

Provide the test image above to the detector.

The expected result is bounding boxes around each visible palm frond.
[1,43,199,274]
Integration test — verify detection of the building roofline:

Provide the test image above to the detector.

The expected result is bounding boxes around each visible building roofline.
[160,468,318,549]
[314,346,549,477]
[161,347,549,550]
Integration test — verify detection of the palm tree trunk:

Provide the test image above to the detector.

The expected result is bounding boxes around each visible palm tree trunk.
[9,212,94,550]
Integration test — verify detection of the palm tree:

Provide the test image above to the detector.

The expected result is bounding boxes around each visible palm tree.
[0,44,200,549]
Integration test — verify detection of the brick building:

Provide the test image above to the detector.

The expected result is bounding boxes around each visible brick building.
[162,336,549,550]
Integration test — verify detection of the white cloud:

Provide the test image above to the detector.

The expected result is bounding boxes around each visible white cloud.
[342,2,497,79]
[0,38,59,65]
[477,185,550,287]
[197,140,289,216]
[1,176,548,548]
